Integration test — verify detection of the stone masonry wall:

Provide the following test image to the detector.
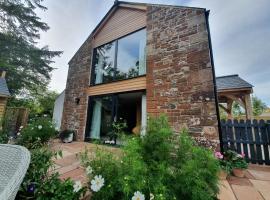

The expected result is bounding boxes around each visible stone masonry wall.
[146,5,219,149]
[61,38,92,141]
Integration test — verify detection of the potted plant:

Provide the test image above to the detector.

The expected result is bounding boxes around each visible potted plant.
[231,154,248,177]
[59,130,75,143]
[215,151,231,179]
[224,150,248,178]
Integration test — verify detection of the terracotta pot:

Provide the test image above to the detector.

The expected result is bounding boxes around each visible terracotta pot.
[219,170,228,180]
[232,168,245,178]
[62,133,74,143]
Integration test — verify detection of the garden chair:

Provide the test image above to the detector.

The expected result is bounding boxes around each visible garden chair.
[0,144,31,200]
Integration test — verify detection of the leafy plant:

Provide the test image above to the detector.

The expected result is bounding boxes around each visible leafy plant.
[0,129,9,143]
[17,117,57,149]
[224,150,248,169]
[109,118,127,142]
[17,147,86,199]
[81,115,220,200]
[215,152,232,173]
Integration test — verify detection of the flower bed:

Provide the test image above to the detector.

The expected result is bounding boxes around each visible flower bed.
[80,115,220,200]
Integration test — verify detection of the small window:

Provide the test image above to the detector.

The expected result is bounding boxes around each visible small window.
[91,29,146,85]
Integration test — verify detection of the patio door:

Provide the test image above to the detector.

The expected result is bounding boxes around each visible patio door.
[85,91,146,141]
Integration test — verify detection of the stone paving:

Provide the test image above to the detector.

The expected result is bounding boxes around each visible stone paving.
[51,141,270,200]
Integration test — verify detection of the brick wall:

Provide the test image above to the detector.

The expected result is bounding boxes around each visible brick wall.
[61,38,92,141]
[146,5,219,149]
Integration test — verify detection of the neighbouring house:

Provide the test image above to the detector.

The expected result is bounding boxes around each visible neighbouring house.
[61,1,220,148]
[0,69,11,127]
[216,74,253,120]
[53,90,65,130]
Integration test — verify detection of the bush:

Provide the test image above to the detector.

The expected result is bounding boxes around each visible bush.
[81,115,220,200]
[17,147,86,199]
[0,129,9,143]
[17,117,57,149]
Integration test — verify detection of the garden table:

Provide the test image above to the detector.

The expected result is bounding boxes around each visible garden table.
[0,144,30,200]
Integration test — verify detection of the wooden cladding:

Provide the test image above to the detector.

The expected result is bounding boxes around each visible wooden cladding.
[86,76,146,96]
[0,98,7,118]
[93,7,146,48]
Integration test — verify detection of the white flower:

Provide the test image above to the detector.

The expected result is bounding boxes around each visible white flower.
[86,166,93,175]
[38,125,42,130]
[19,126,23,130]
[44,114,48,117]
[90,175,105,192]
[17,132,21,136]
[150,193,154,200]
[132,191,145,200]
[73,181,82,192]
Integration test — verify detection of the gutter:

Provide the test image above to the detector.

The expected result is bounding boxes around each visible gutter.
[205,10,224,152]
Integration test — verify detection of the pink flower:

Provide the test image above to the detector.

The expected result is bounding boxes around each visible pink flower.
[215,152,224,159]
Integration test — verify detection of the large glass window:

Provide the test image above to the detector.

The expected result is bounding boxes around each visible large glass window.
[92,42,115,85]
[91,29,146,85]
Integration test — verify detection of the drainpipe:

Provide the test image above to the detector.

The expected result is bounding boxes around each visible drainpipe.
[205,10,224,152]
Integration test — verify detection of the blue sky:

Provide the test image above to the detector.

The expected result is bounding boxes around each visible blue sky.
[37,0,270,105]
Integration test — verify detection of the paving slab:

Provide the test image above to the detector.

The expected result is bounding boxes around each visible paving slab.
[250,179,270,200]
[227,176,252,186]
[248,169,270,181]
[218,180,237,200]
[231,185,264,200]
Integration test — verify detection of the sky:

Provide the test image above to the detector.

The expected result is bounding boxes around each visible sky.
[37,0,270,105]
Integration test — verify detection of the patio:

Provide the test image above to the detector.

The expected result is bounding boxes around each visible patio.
[51,141,270,200]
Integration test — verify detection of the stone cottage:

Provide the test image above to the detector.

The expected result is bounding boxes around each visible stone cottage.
[61,1,220,148]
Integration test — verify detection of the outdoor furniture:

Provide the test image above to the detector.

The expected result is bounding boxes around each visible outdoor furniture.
[0,144,31,200]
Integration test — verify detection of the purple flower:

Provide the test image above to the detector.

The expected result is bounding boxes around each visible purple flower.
[27,183,35,193]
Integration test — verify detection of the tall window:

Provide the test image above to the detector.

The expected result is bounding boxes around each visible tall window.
[91,29,146,85]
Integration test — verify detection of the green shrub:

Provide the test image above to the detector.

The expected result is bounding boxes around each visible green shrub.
[0,129,9,143]
[17,117,57,149]
[17,147,86,200]
[81,115,220,200]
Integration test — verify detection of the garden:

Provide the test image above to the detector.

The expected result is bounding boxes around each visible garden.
[0,114,248,200]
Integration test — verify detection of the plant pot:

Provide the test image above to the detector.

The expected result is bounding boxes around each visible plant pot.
[218,170,228,180]
[62,133,73,143]
[232,168,245,178]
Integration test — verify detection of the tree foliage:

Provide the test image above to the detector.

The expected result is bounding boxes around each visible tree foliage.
[252,96,268,116]
[8,90,59,118]
[0,0,62,96]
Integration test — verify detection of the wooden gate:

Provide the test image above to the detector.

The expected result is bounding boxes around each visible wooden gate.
[221,119,270,165]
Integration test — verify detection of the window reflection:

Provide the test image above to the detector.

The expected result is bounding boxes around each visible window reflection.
[91,29,146,85]
[116,29,146,80]
[92,42,115,84]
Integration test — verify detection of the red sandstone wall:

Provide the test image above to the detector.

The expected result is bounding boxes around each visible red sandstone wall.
[146,5,219,149]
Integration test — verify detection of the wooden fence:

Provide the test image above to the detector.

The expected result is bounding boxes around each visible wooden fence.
[220,119,270,165]
[3,107,29,136]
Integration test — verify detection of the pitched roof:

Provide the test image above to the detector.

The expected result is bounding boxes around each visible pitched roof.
[0,77,10,97]
[216,74,253,91]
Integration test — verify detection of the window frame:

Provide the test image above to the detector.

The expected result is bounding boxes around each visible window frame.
[90,27,146,86]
